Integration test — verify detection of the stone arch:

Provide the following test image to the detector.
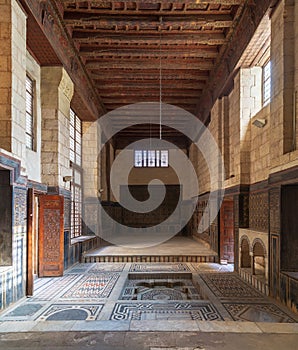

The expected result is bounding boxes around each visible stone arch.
[240,235,251,268]
[252,238,267,257]
[252,238,266,276]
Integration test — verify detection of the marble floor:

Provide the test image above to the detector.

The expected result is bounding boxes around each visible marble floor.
[83,236,216,257]
[0,262,297,333]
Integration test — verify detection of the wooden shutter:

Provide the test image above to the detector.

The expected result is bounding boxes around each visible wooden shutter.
[38,195,64,277]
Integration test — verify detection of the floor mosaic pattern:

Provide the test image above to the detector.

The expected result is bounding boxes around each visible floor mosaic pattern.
[39,304,103,321]
[223,303,297,323]
[121,278,201,300]
[0,262,297,326]
[62,273,119,299]
[130,263,190,272]
[89,263,126,272]
[200,273,264,299]
[111,302,223,321]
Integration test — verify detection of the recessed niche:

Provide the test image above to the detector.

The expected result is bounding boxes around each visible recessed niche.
[120,272,204,301]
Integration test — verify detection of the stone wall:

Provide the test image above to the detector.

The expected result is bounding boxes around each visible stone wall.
[41,67,73,189]
[190,1,298,312]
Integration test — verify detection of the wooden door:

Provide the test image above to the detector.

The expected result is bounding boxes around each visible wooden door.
[38,195,64,277]
[220,200,234,263]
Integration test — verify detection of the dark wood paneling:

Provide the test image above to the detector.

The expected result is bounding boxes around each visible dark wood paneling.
[0,170,12,266]
[281,185,298,271]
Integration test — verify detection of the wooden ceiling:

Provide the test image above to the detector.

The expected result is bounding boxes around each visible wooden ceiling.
[22,0,274,143]
[62,0,243,118]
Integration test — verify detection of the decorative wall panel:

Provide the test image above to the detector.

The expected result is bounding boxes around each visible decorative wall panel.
[249,192,269,232]
[39,195,64,277]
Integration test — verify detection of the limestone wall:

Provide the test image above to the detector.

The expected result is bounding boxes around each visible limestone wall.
[250,106,270,184]
[270,0,298,173]
[0,0,12,152]
[41,67,74,189]
[112,148,190,200]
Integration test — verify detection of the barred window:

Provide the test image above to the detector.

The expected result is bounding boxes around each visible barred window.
[134,150,168,167]
[263,60,271,107]
[71,166,82,238]
[69,109,82,166]
[25,75,34,150]
[70,109,83,238]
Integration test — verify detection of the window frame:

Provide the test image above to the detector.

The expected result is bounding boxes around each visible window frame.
[262,60,271,107]
[25,74,35,150]
[69,108,82,167]
[134,149,169,168]
[69,109,83,238]
[70,163,83,239]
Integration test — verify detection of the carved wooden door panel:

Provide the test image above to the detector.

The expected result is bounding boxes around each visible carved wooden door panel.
[220,200,234,263]
[38,195,64,277]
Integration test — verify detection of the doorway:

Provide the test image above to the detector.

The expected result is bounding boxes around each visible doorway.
[219,200,234,263]
[26,188,40,295]
[281,185,298,271]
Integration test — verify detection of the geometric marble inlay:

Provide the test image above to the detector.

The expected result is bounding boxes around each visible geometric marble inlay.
[111,302,223,321]
[130,263,190,272]
[223,303,297,323]
[89,263,126,273]
[39,304,103,321]
[61,273,119,299]
[121,279,202,301]
[200,273,263,299]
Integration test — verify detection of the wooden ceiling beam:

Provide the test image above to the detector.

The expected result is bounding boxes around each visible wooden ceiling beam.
[62,0,245,6]
[90,70,209,80]
[72,32,226,45]
[95,79,205,86]
[80,43,218,51]
[100,91,201,98]
[102,97,199,104]
[86,60,213,70]
[64,15,233,29]
[79,50,218,59]
[64,9,233,17]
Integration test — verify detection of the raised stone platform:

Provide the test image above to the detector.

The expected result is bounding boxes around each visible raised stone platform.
[82,236,218,263]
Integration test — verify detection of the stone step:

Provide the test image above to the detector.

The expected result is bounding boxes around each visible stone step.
[82,255,216,263]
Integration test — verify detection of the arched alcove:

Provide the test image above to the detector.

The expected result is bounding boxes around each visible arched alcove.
[253,240,266,276]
